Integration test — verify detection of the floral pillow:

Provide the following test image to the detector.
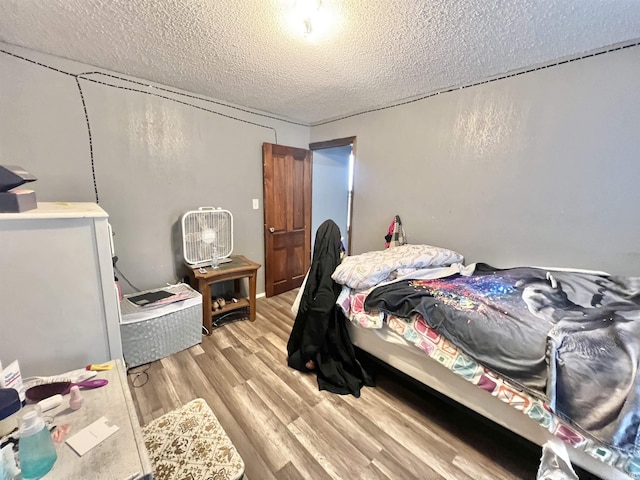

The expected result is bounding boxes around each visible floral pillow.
[332,244,464,290]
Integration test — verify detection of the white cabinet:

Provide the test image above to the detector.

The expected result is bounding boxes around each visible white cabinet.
[0,202,122,377]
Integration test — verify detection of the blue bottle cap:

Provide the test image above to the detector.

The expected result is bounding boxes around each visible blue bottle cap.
[0,388,20,421]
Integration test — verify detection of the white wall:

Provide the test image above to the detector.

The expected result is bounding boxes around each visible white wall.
[0,42,310,294]
[312,145,351,253]
[311,45,640,276]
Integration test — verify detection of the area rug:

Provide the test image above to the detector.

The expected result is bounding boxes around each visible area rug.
[142,398,245,480]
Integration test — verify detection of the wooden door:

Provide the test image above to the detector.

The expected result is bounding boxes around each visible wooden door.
[263,143,312,297]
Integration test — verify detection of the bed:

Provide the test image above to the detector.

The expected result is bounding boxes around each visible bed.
[331,244,640,480]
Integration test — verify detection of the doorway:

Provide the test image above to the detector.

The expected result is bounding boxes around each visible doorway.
[309,137,356,255]
[261,137,356,297]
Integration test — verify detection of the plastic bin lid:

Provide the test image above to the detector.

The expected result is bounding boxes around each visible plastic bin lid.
[0,388,20,420]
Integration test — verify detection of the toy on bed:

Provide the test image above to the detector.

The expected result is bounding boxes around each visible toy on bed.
[333,245,640,480]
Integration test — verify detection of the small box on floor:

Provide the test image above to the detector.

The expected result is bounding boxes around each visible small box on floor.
[120,283,202,368]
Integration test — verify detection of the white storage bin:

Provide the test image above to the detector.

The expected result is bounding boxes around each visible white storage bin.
[120,283,202,368]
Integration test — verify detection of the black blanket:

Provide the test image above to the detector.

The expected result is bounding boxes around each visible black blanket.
[287,220,373,397]
[364,264,640,455]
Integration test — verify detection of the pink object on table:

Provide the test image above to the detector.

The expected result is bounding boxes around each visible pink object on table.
[69,386,84,410]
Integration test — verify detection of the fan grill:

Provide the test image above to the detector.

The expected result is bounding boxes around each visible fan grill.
[182,208,233,266]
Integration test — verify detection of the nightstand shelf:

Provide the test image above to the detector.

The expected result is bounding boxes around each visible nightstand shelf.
[212,296,250,316]
[187,255,261,334]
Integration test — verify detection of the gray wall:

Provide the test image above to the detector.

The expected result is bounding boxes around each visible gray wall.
[312,145,351,253]
[311,45,640,276]
[0,43,310,294]
[4,41,640,290]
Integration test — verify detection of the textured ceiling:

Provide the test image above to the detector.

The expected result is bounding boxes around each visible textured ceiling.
[0,0,639,124]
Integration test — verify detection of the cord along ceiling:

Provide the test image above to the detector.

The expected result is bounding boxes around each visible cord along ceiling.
[0,0,639,124]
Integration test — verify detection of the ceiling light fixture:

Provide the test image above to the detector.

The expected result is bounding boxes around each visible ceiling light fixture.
[296,0,322,36]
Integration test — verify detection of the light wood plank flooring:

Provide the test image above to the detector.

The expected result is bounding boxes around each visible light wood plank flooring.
[128,290,543,479]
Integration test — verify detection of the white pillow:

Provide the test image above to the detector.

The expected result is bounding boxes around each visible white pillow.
[332,244,464,290]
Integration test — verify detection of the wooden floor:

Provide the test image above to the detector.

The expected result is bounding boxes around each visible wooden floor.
[128,290,544,480]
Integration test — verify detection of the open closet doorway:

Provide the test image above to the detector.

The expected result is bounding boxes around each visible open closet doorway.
[309,136,356,255]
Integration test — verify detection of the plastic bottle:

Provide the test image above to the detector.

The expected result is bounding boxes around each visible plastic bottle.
[18,405,57,479]
[68,386,84,410]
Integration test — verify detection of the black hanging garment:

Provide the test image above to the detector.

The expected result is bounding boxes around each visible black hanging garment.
[287,220,374,397]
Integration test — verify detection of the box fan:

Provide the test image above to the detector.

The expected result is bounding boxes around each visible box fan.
[181,207,233,268]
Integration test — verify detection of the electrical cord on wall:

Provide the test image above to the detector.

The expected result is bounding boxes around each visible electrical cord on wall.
[309,40,640,127]
[74,77,99,203]
[0,48,286,204]
[114,264,142,293]
[78,70,308,127]
[76,73,280,143]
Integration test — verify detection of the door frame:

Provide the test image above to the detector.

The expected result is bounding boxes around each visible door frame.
[309,136,356,255]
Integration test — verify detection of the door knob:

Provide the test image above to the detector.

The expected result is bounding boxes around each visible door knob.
[269,227,275,233]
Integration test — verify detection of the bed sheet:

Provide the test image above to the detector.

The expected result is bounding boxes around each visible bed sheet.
[337,287,640,479]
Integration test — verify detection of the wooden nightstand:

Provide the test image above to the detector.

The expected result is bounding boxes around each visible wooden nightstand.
[187,255,261,334]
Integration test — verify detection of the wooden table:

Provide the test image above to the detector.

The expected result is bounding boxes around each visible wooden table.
[43,359,152,479]
[187,255,261,334]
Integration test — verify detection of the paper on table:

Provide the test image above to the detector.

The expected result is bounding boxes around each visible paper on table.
[66,417,119,456]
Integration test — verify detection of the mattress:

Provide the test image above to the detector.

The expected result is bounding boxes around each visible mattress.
[346,319,636,480]
[331,246,640,479]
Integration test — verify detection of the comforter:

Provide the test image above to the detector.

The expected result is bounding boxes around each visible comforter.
[361,263,640,457]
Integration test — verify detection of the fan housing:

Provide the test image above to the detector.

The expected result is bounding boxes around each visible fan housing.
[181,207,234,267]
